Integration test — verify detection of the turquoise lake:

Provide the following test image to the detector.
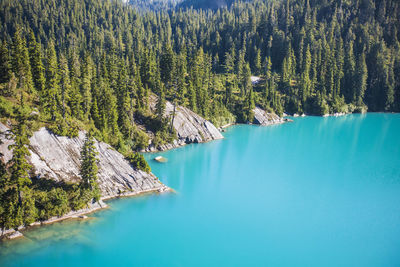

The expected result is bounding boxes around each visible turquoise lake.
[1,113,400,266]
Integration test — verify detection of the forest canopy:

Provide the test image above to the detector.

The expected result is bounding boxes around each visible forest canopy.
[0,0,399,233]
[0,0,399,148]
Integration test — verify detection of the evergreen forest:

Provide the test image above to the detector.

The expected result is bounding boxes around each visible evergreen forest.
[0,0,399,230]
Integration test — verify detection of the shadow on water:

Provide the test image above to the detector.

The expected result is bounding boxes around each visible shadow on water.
[0,217,98,258]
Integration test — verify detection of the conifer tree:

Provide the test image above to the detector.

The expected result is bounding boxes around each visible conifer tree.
[160,43,175,91]
[156,82,166,122]
[241,63,252,96]
[7,106,37,228]
[28,30,45,93]
[0,41,11,84]
[68,50,82,119]
[59,54,72,119]
[300,45,311,103]
[11,28,34,94]
[343,42,356,102]
[80,132,100,202]
[0,142,10,229]
[254,49,262,75]
[43,41,60,120]
[244,87,255,123]
[355,52,368,106]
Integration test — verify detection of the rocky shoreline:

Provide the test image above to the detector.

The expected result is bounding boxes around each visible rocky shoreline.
[143,99,224,152]
[253,107,292,125]
[292,112,349,117]
[143,105,290,152]
[0,123,171,240]
[0,104,286,241]
[1,186,171,240]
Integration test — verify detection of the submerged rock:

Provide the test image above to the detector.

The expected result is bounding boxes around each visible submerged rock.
[154,156,168,163]
[6,231,23,240]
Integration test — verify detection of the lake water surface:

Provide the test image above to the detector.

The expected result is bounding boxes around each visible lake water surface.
[1,113,400,266]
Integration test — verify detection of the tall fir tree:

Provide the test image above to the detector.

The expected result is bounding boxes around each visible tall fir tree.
[11,28,34,94]
[7,105,37,228]
[0,40,11,84]
[43,41,60,120]
[28,30,45,93]
[80,132,100,202]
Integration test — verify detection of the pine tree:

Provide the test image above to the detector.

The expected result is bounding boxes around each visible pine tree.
[80,132,100,202]
[116,60,133,138]
[355,52,368,106]
[156,82,166,122]
[300,45,311,104]
[385,56,395,111]
[0,141,10,229]
[173,52,188,106]
[28,30,45,93]
[43,41,60,120]
[254,49,262,75]
[11,28,34,94]
[241,63,252,96]
[81,54,94,120]
[160,43,175,91]
[265,56,272,80]
[8,106,37,228]
[59,54,72,119]
[0,41,11,84]
[68,50,82,119]
[187,80,197,112]
[343,42,356,103]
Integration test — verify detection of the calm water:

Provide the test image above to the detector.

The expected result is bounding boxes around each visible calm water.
[1,113,400,266]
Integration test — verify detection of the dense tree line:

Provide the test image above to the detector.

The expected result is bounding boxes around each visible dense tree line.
[0,0,399,229]
[127,0,180,12]
[0,0,398,134]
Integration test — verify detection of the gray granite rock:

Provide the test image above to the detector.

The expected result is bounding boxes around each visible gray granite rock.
[252,106,285,126]
[0,123,168,199]
[147,98,223,151]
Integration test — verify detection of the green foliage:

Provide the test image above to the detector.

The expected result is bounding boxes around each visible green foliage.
[0,0,398,232]
[0,0,398,149]
[48,118,79,138]
[132,127,150,151]
[126,152,151,173]
[0,106,37,229]
[0,40,11,84]
[0,96,15,117]
[79,132,100,202]
[35,188,70,221]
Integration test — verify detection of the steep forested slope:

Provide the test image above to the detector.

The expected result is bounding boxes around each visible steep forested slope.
[0,0,399,234]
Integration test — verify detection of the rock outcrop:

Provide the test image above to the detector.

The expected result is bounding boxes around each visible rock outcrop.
[146,98,223,151]
[0,123,168,199]
[0,122,169,239]
[252,107,288,126]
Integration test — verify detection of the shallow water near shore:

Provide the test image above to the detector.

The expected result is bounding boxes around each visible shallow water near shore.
[1,113,400,266]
